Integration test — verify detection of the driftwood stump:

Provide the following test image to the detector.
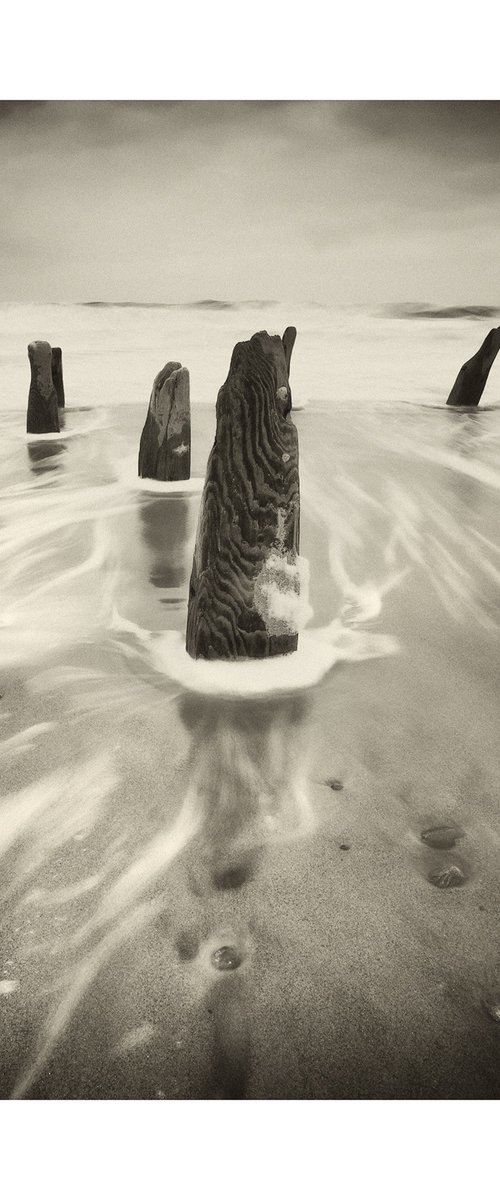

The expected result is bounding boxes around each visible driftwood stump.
[138,362,191,481]
[282,326,296,405]
[446,327,500,406]
[27,341,60,434]
[51,347,65,408]
[186,329,300,660]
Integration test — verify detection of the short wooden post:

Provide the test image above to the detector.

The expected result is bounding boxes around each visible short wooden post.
[51,347,65,408]
[446,327,500,406]
[27,341,60,434]
[138,362,191,481]
[186,329,300,660]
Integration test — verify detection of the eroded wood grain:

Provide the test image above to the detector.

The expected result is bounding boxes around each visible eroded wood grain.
[138,362,191,481]
[51,347,65,408]
[186,329,301,660]
[27,341,60,434]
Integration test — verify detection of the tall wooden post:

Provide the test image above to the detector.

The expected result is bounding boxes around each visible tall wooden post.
[51,347,65,408]
[27,341,60,434]
[282,326,296,406]
[138,362,191,481]
[446,327,500,406]
[186,329,300,660]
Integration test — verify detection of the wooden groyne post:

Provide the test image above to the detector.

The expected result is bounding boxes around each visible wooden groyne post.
[138,362,191,481]
[446,327,500,406]
[282,325,296,405]
[185,328,300,660]
[27,341,60,434]
[51,347,65,408]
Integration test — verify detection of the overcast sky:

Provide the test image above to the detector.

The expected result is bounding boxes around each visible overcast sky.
[1,100,500,305]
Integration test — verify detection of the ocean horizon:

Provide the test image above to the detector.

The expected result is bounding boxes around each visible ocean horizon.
[2,300,500,412]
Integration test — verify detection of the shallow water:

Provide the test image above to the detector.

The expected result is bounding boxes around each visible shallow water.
[1,305,500,1098]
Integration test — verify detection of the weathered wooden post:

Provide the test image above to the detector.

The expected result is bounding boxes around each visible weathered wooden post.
[27,341,60,434]
[138,362,191,481]
[446,326,500,406]
[186,329,300,660]
[51,347,65,408]
[282,325,296,406]
[282,326,296,374]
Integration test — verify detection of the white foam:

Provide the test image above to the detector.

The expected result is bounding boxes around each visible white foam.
[25,430,86,443]
[23,409,109,441]
[148,629,338,697]
[132,476,205,496]
[115,453,204,495]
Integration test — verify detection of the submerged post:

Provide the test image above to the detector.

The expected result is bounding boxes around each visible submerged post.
[51,347,65,408]
[27,341,60,434]
[138,362,191,481]
[186,329,300,660]
[446,327,500,407]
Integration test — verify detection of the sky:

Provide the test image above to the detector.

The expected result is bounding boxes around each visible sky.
[1,100,500,305]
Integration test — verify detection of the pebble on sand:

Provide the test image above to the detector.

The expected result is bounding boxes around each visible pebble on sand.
[211,946,242,971]
[428,864,467,889]
[421,825,463,850]
[327,779,344,791]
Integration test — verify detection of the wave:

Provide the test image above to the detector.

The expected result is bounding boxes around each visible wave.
[80,299,279,311]
[383,303,500,321]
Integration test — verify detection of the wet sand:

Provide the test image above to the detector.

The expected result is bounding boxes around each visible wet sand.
[1,401,500,1099]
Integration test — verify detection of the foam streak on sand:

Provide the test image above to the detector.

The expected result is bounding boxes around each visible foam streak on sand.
[0,753,118,875]
[7,745,201,1097]
[0,471,128,664]
[301,414,500,634]
[11,895,167,1100]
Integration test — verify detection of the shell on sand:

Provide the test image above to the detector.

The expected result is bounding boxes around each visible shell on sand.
[211,946,243,972]
[421,825,463,850]
[428,864,467,889]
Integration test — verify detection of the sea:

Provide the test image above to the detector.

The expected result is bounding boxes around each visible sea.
[1,299,500,1098]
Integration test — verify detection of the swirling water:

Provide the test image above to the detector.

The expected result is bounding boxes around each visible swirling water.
[1,302,500,1098]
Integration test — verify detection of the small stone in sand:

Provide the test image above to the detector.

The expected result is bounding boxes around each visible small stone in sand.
[428,864,467,889]
[211,945,242,971]
[421,825,463,850]
[339,843,351,852]
[327,779,344,791]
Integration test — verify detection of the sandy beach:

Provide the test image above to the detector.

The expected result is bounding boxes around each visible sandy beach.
[1,306,500,1099]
